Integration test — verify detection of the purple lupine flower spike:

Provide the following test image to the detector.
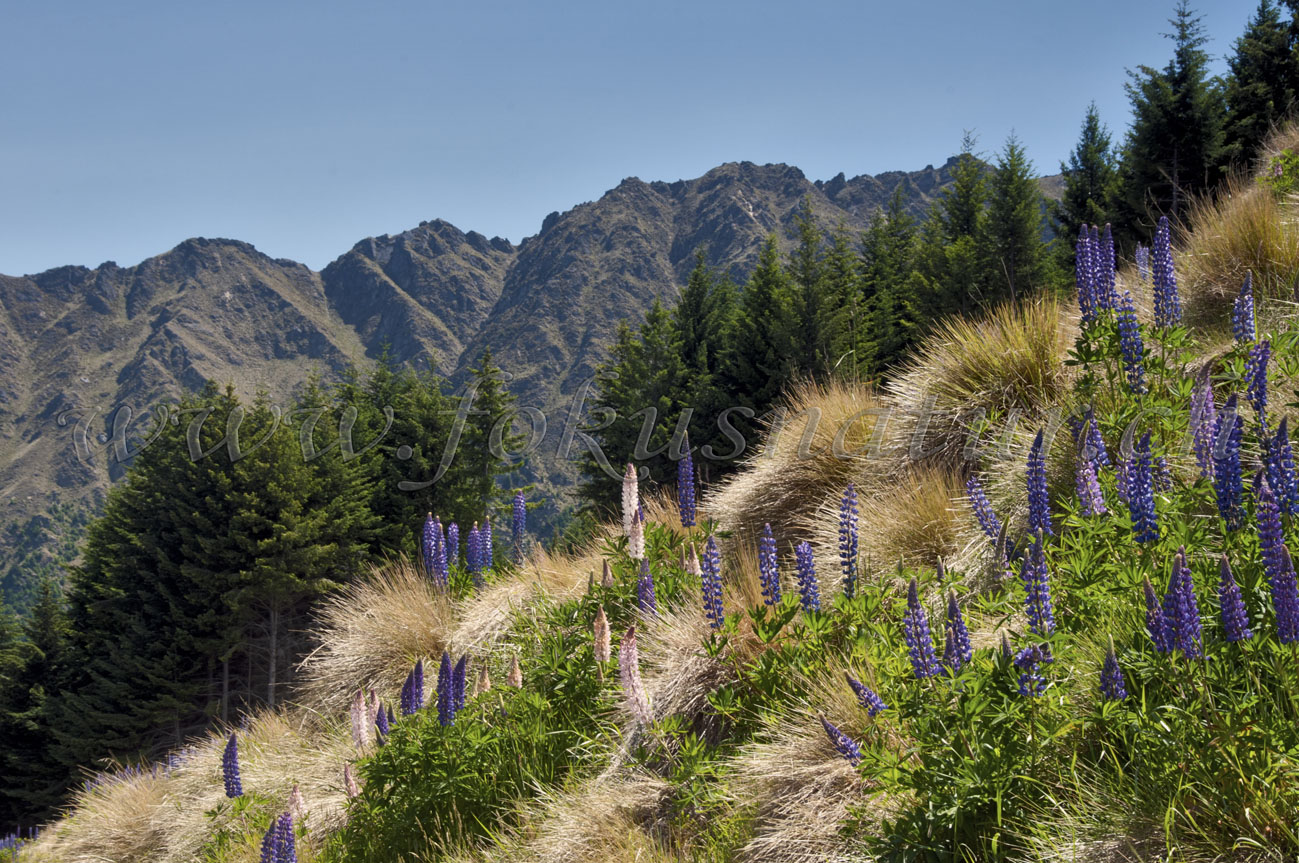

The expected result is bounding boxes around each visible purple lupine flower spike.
[1267,418,1299,516]
[275,812,296,863]
[260,820,277,863]
[1100,223,1117,310]
[1021,531,1056,636]
[1232,272,1256,343]
[1027,429,1053,537]
[433,518,449,588]
[701,537,724,630]
[759,524,781,606]
[1275,546,1299,644]
[452,655,467,713]
[1127,432,1159,544]
[399,666,416,716]
[965,475,1001,540]
[1165,547,1203,659]
[794,541,821,612]
[1099,638,1127,701]
[512,491,527,565]
[1014,643,1053,697]
[1116,290,1146,393]
[1075,449,1107,516]
[412,658,424,710]
[845,673,888,717]
[446,522,459,567]
[1214,396,1244,530]
[222,733,242,798]
[1246,339,1271,428]
[1083,408,1110,468]
[1256,474,1299,643]
[1218,554,1253,642]
[636,557,658,615]
[677,435,697,528]
[1075,225,1096,324]
[945,591,973,671]
[819,714,863,766]
[839,484,859,599]
[375,701,390,742]
[437,651,454,727]
[1144,577,1172,653]
[1151,215,1182,327]
[902,577,939,679]
[466,523,482,580]
[422,513,439,580]
[1190,371,1216,480]
[482,516,493,570]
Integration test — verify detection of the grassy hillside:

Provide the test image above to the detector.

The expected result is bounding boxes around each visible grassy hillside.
[10,138,1299,861]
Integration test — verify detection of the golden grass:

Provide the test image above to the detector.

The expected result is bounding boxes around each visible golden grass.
[833,465,967,580]
[27,711,353,863]
[295,559,457,714]
[886,295,1075,460]
[707,380,891,542]
[1179,175,1299,328]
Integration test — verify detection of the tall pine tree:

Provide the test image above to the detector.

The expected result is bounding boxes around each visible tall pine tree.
[1054,103,1119,245]
[1222,0,1298,167]
[983,133,1054,303]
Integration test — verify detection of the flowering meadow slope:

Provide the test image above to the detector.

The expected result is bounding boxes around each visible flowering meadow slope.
[11,142,1299,862]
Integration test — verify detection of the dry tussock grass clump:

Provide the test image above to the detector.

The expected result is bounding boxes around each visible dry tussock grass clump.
[849,465,967,578]
[1179,175,1299,327]
[296,559,456,713]
[726,672,895,863]
[28,711,353,863]
[632,604,734,737]
[462,771,676,863]
[886,296,1076,464]
[706,380,891,542]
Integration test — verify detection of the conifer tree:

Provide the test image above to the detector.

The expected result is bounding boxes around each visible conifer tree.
[727,236,798,410]
[788,199,828,378]
[861,190,921,371]
[1223,0,1298,166]
[820,228,868,381]
[674,251,739,473]
[1117,1,1227,234]
[1054,103,1119,245]
[984,133,1054,303]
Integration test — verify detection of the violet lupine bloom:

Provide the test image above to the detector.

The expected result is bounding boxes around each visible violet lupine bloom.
[945,591,973,671]
[701,537,724,630]
[759,524,781,606]
[1075,451,1107,517]
[1127,432,1159,544]
[1165,547,1203,659]
[636,557,658,616]
[1027,430,1053,537]
[511,491,527,565]
[1233,272,1256,343]
[1021,532,1056,636]
[1246,339,1271,428]
[437,651,454,727]
[1135,242,1150,282]
[432,518,449,588]
[422,513,439,580]
[1190,371,1216,480]
[839,484,859,599]
[1100,223,1118,310]
[1116,290,1147,394]
[1099,640,1127,701]
[276,812,296,863]
[1213,396,1245,530]
[399,661,422,716]
[1083,409,1110,468]
[446,522,459,567]
[1218,555,1253,643]
[222,733,242,798]
[375,702,390,742]
[676,441,697,528]
[452,655,467,713]
[1075,226,1097,324]
[1267,418,1299,517]
[965,475,1002,540]
[902,577,939,679]
[794,541,821,612]
[1256,475,1299,643]
[1151,216,1182,327]
[819,715,863,766]
[845,673,887,717]
[466,523,482,580]
[1144,577,1173,653]
[1014,643,1053,697]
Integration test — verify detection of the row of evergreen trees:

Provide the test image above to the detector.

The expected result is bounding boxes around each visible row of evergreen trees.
[1056,0,1299,245]
[578,0,1298,520]
[0,351,522,832]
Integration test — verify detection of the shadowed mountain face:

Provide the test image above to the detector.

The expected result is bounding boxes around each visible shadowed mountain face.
[0,158,977,606]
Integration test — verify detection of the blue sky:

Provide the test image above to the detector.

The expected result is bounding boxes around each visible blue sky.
[0,0,1252,276]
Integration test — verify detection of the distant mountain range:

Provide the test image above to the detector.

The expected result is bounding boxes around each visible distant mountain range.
[0,156,1058,609]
